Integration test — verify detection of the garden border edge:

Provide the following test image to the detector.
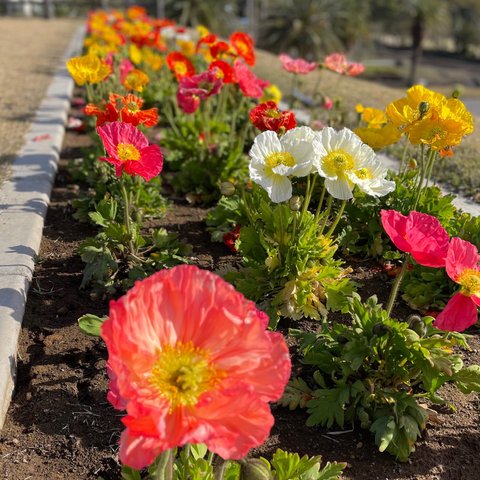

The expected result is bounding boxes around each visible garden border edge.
[0,24,85,430]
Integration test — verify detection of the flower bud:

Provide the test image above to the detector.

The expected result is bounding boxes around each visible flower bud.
[419,101,429,118]
[408,158,417,170]
[372,322,390,336]
[239,459,273,480]
[220,181,236,196]
[289,195,302,211]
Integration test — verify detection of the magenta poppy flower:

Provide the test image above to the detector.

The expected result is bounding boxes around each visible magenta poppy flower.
[177,70,223,113]
[233,59,264,98]
[101,265,291,469]
[279,53,317,74]
[380,210,449,268]
[97,122,163,181]
[434,237,480,332]
[119,58,135,84]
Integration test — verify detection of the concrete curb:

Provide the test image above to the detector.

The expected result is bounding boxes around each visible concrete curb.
[0,25,84,429]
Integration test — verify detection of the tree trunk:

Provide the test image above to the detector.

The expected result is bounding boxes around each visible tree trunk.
[407,9,425,86]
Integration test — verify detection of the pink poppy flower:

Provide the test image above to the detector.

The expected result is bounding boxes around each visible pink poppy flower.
[119,58,135,84]
[176,70,223,113]
[324,53,365,76]
[101,265,291,469]
[97,122,163,181]
[279,53,317,74]
[380,210,449,268]
[434,237,480,332]
[233,59,264,98]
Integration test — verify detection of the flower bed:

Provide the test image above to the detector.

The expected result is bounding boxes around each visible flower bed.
[1,5,480,480]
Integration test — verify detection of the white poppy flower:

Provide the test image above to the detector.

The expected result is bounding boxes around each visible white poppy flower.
[314,127,395,200]
[249,127,317,203]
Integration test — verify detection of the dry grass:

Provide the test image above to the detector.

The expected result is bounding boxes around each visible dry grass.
[0,18,82,183]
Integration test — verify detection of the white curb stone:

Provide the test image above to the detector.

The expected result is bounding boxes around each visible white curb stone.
[0,25,84,429]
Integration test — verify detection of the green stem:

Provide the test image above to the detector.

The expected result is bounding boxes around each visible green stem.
[318,195,333,236]
[183,444,191,478]
[154,450,173,480]
[424,148,438,186]
[120,176,136,256]
[214,459,228,480]
[314,184,326,223]
[398,139,410,175]
[412,145,427,210]
[386,255,411,317]
[325,199,347,238]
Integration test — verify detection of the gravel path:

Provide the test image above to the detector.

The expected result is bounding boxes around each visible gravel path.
[0,17,82,182]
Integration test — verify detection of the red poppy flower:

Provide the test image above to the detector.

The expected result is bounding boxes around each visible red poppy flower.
[84,101,119,126]
[97,122,163,181]
[233,59,264,98]
[434,237,480,332]
[210,40,230,59]
[249,101,296,133]
[166,52,195,80]
[111,93,159,128]
[380,210,449,268]
[223,225,241,253]
[176,70,223,114]
[195,33,218,53]
[230,31,255,66]
[324,53,365,76]
[279,53,317,74]
[209,60,236,84]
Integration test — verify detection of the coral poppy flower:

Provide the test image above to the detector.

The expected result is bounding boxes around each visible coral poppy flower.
[323,53,364,76]
[66,54,111,85]
[249,101,296,133]
[166,52,195,80]
[112,93,159,128]
[380,210,449,268]
[209,60,236,84]
[230,31,255,66]
[97,122,163,180]
[233,59,264,98]
[434,237,480,332]
[84,101,119,126]
[101,265,290,469]
[279,53,317,74]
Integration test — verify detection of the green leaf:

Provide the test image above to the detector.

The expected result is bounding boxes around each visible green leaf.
[279,377,314,410]
[77,314,106,337]
[453,365,480,393]
[371,416,396,452]
[306,385,350,428]
[311,461,347,480]
[120,465,141,480]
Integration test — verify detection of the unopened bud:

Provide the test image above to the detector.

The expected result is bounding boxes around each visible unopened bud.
[239,459,273,480]
[289,195,302,211]
[419,101,429,117]
[220,181,236,196]
[451,89,461,99]
[408,158,418,170]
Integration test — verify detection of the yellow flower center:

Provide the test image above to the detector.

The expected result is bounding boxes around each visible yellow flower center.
[427,126,447,143]
[117,143,140,162]
[266,108,282,119]
[149,342,223,411]
[458,269,480,297]
[126,101,140,113]
[265,151,296,168]
[352,167,372,180]
[322,149,355,177]
[175,63,187,76]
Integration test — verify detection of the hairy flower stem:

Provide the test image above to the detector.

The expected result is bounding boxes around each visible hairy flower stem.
[155,449,173,480]
[318,196,333,236]
[386,255,411,317]
[120,176,136,256]
[214,459,228,480]
[325,199,347,238]
[314,184,326,223]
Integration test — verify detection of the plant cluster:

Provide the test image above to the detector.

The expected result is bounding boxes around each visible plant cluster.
[58,3,480,478]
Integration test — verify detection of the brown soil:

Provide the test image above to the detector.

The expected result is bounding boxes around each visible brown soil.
[0,104,479,480]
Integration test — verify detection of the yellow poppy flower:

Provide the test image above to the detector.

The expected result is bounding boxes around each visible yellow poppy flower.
[260,84,282,104]
[66,54,110,86]
[129,44,143,65]
[355,123,402,150]
[123,69,149,92]
[142,48,163,71]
